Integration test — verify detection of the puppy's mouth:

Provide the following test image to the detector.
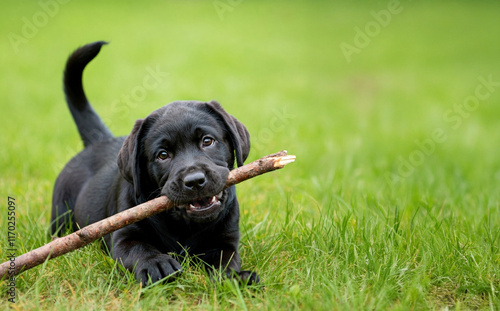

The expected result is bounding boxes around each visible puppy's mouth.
[178,191,223,215]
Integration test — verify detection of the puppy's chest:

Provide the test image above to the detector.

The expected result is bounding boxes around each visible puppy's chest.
[151,219,220,255]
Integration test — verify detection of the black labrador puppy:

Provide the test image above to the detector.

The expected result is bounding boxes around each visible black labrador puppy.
[50,41,258,285]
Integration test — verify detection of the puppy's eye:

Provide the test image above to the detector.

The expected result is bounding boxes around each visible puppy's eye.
[157,150,169,160]
[202,136,215,147]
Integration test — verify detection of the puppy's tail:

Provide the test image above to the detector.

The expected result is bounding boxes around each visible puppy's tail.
[64,41,114,147]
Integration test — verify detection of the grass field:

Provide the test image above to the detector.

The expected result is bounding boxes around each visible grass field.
[1,0,500,310]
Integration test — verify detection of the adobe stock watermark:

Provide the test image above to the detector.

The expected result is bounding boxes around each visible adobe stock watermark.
[104,65,169,128]
[213,0,244,21]
[8,0,72,53]
[340,0,404,63]
[385,75,500,185]
[6,196,17,304]
[251,107,295,155]
[51,65,168,175]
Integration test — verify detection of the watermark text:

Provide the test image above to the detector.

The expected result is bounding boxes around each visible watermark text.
[6,196,17,304]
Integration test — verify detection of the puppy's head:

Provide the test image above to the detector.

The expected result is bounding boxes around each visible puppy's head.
[117,100,250,223]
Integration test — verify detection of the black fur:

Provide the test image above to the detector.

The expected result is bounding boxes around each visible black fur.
[51,42,258,285]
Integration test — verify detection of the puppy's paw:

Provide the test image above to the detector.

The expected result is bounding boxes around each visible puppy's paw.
[227,270,260,285]
[135,254,182,285]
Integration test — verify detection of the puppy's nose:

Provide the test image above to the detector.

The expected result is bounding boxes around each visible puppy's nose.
[183,172,207,190]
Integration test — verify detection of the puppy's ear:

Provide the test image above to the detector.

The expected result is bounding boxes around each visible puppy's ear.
[117,118,146,202]
[205,100,250,167]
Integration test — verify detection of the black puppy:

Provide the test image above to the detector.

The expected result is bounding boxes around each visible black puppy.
[51,41,258,285]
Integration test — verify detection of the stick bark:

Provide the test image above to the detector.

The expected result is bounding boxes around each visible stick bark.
[0,151,295,279]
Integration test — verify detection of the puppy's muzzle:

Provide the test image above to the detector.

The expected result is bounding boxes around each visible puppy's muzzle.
[163,162,228,222]
[181,171,222,215]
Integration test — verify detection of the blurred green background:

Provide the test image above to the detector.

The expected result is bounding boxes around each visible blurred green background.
[1,0,500,309]
[1,0,498,200]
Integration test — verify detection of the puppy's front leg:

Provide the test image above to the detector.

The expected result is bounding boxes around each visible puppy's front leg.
[204,248,260,285]
[111,229,182,285]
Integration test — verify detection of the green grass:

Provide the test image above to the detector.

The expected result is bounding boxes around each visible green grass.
[1,0,500,309]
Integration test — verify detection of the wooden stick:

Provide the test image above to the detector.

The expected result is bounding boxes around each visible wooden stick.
[0,151,295,279]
